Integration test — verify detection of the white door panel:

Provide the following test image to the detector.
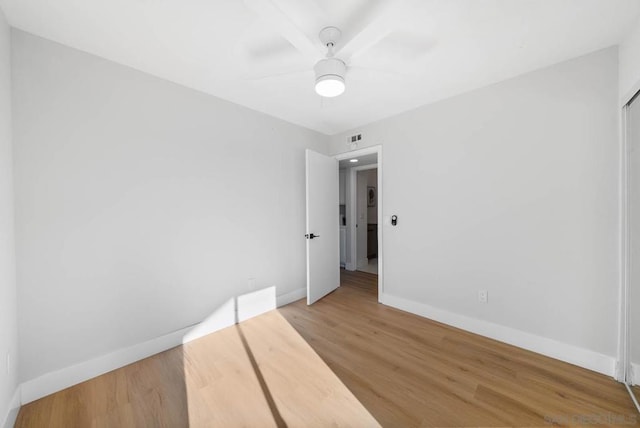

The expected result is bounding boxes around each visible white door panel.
[306,149,339,305]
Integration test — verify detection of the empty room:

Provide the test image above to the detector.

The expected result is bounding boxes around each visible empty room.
[2,0,640,426]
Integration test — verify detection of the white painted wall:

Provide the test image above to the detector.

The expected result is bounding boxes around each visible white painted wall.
[338,170,346,206]
[330,48,620,365]
[367,169,378,224]
[342,170,354,270]
[356,170,368,269]
[11,30,327,383]
[620,16,640,101]
[0,7,19,428]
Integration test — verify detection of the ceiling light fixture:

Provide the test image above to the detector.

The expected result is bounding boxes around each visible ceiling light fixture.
[315,27,346,98]
[349,159,358,163]
[314,58,346,97]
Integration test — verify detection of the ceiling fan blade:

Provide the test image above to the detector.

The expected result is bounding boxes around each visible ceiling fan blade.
[270,0,331,36]
[334,0,397,60]
[346,32,436,78]
[244,69,313,82]
[244,0,324,64]
[347,65,416,81]
[371,32,436,61]
[244,38,299,61]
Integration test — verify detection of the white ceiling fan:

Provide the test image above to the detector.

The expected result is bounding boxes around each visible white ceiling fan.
[242,0,432,98]
[314,26,347,97]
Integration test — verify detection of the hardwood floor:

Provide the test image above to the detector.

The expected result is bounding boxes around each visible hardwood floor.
[279,270,639,427]
[15,308,379,427]
[15,270,639,427]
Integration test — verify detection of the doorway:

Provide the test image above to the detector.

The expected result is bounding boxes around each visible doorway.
[356,167,378,274]
[335,146,383,301]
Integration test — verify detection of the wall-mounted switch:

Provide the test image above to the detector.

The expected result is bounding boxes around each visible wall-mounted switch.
[478,290,488,303]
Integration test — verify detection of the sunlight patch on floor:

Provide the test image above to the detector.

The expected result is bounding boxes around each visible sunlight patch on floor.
[183,310,381,427]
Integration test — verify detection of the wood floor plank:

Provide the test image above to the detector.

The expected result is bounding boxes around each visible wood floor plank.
[278,270,639,427]
[14,269,639,427]
[15,309,380,427]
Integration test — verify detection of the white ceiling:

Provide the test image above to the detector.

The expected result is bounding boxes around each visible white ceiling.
[1,0,639,135]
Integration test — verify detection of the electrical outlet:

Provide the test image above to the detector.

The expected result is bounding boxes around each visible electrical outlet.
[478,290,488,303]
[248,278,256,290]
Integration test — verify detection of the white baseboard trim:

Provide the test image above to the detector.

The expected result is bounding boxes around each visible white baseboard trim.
[615,360,625,382]
[380,292,616,377]
[19,288,613,411]
[277,288,306,307]
[2,386,21,428]
[21,325,192,405]
[20,287,281,405]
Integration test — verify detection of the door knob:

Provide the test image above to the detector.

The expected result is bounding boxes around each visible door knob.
[305,233,319,239]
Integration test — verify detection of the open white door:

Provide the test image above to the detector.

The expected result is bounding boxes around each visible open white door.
[306,149,340,305]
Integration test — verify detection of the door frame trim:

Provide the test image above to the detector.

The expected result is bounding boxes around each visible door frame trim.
[335,145,383,301]
[619,90,640,384]
[619,101,630,383]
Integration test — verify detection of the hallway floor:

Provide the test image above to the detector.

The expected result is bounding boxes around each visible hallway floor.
[357,257,378,274]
